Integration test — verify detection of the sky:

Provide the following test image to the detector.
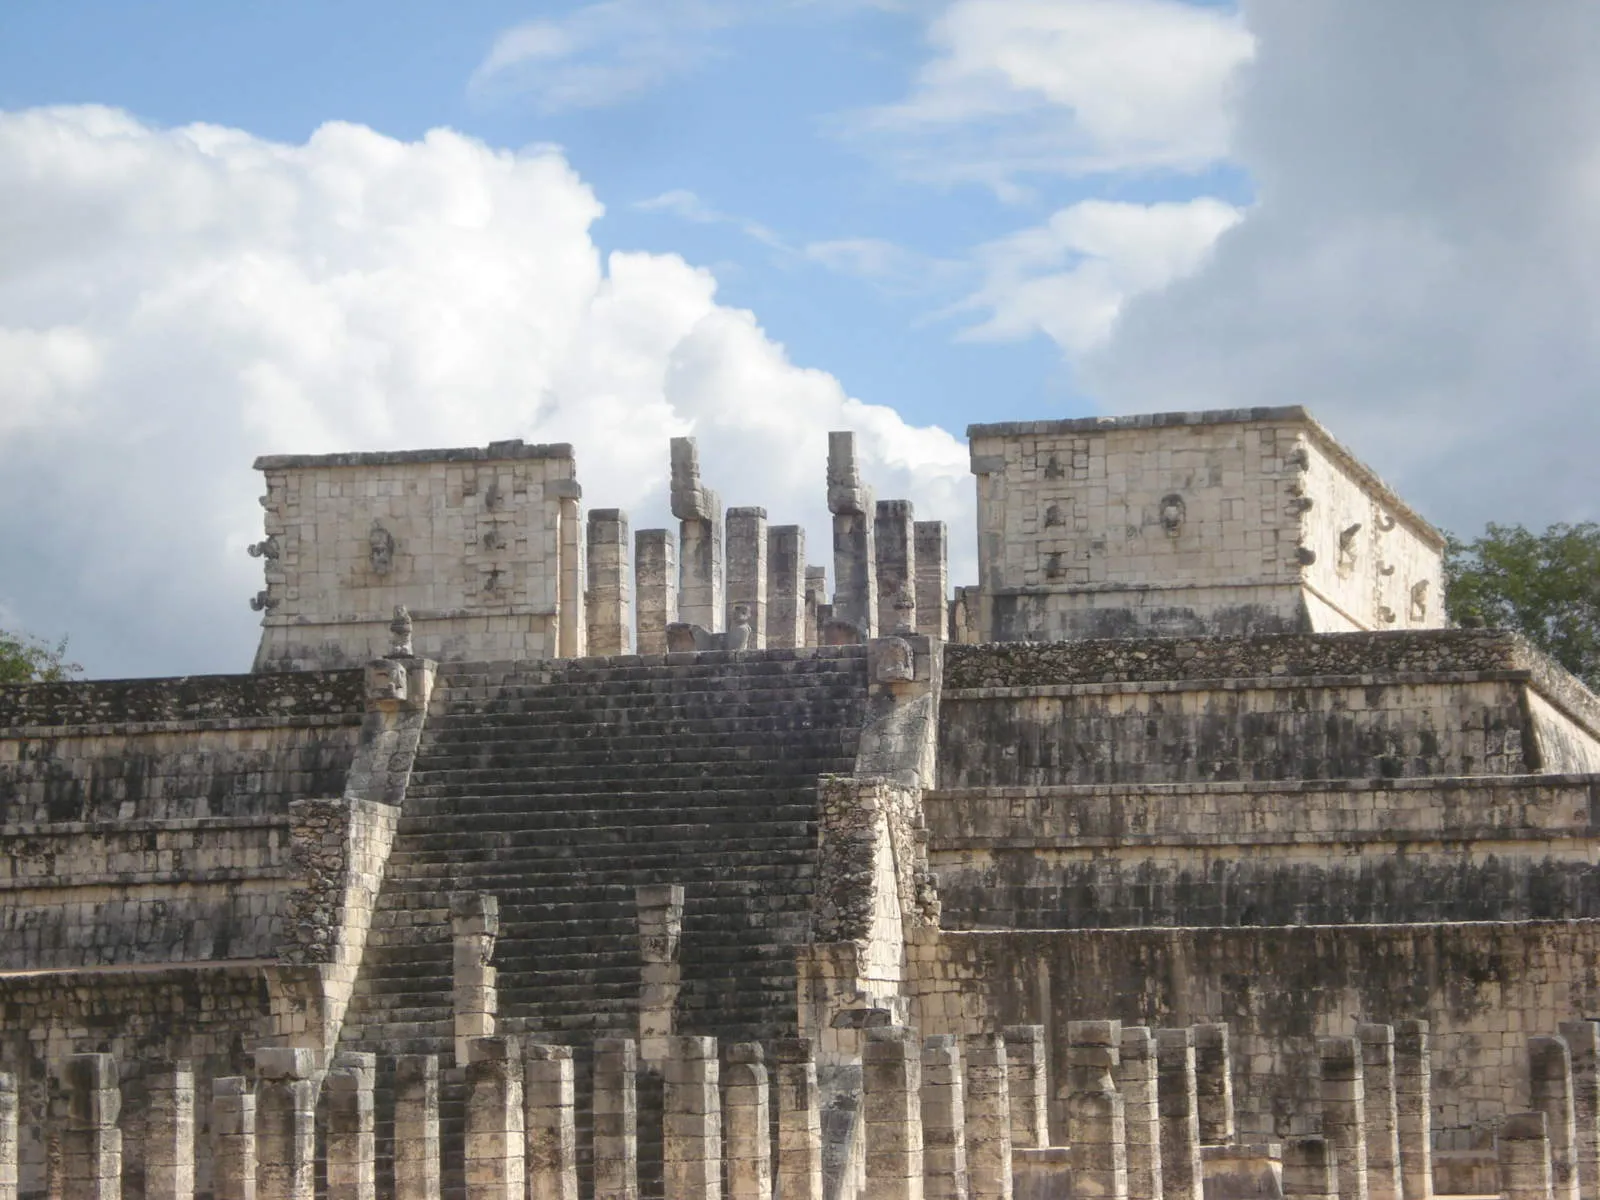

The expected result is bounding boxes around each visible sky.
[1,0,1598,678]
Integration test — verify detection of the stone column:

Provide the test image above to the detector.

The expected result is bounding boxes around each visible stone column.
[1004,1026,1048,1150]
[0,1072,16,1200]
[326,1053,375,1200]
[1393,1022,1432,1200]
[60,1055,121,1200]
[964,1034,1013,1200]
[1156,1028,1203,1200]
[1559,1021,1600,1200]
[726,507,768,648]
[914,522,948,643]
[635,529,678,654]
[254,1047,316,1200]
[664,1036,721,1200]
[671,437,723,633]
[394,1055,440,1200]
[525,1045,577,1200]
[1193,1025,1234,1147]
[1285,1137,1339,1200]
[1319,1037,1369,1200]
[1358,1025,1403,1200]
[922,1036,969,1200]
[586,509,632,656]
[594,1038,639,1200]
[452,892,499,1066]
[766,525,807,648]
[464,1037,524,1200]
[556,483,585,658]
[724,1044,771,1200]
[212,1077,256,1200]
[774,1039,823,1200]
[864,1027,923,1200]
[637,884,684,1065]
[1118,1027,1163,1200]
[1532,1036,1582,1200]
[143,1062,194,1200]
[1067,1021,1129,1200]
[827,431,876,638]
[804,567,828,647]
[875,499,917,635]
[1500,1112,1557,1200]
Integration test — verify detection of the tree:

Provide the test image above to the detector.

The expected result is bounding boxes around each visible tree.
[0,628,81,684]
[1444,522,1600,689]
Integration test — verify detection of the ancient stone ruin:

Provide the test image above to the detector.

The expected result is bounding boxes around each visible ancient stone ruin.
[4,405,1599,1200]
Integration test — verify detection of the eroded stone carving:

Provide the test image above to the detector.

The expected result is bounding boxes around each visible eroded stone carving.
[1044,503,1065,528]
[1043,454,1065,480]
[670,437,718,522]
[871,636,915,684]
[388,606,414,658]
[249,589,277,612]
[1160,493,1187,533]
[1410,580,1429,621]
[727,603,753,651]
[369,523,396,574]
[826,431,868,517]
[1339,523,1363,571]
[366,656,409,703]
[247,536,279,560]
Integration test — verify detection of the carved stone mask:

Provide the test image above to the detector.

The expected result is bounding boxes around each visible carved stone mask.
[1159,494,1186,533]
[369,524,396,574]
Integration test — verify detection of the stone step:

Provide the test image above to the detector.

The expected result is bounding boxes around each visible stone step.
[405,763,850,789]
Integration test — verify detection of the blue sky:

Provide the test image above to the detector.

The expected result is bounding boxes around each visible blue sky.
[3,1,1599,676]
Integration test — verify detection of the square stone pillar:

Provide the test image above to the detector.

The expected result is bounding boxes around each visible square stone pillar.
[1532,1036,1582,1200]
[664,1036,722,1200]
[61,1055,122,1200]
[1392,1022,1432,1200]
[635,530,678,654]
[724,1044,771,1200]
[1500,1112,1557,1200]
[452,892,499,1067]
[394,1055,440,1200]
[326,1053,375,1200]
[1117,1027,1163,1200]
[212,1077,256,1200]
[1193,1025,1234,1148]
[143,1062,194,1200]
[671,437,723,633]
[1559,1022,1600,1200]
[524,1045,577,1200]
[864,1027,923,1200]
[0,1072,16,1200]
[1004,1026,1049,1150]
[1067,1021,1128,1200]
[637,884,684,1064]
[1157,1028,1203,1200]
[254,1047,316,1200]
[913,522,948,643]
[556,484,585,658]
[766,525,807,648]
[586,509,632,656]
[963,1034,1013,1200]
[1319,1037,1369,1200]
[875,499,917,635]
[921,1036,969,1200]
[594,1038,639,1200]
[1358,1025,1403,1200]
[726,507,768,648]
[774,1039,823,1200]
[464,1037,525,1200]
[1285,1136,1339,1200]
[827,431,876,638]
[804,567,828,647]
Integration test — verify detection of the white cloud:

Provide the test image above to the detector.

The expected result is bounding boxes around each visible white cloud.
[847,0,1255,190]
[470,1,736,110]
[955,198,1242,352]
[804,238,965,295]
[634,188,790,252]
[1084,0,1600,535]
[0,106,972,677]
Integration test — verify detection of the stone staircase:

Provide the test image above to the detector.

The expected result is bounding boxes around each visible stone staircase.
[338,645,870,1198]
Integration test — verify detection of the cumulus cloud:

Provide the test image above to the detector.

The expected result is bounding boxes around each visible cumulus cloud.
[1083,0,1600,534]
[955,198,1242,352]
[847,0,1255,191]
[0,106,971,677]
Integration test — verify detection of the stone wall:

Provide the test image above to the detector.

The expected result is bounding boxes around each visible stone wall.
[967,408,1445,641]
[252,441,583,670]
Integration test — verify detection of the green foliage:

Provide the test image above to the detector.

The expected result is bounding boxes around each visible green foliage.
[1444,522,1600,689]
[0,628,82,684]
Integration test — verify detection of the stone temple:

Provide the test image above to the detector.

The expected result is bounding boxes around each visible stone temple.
[3,405,1598,1200]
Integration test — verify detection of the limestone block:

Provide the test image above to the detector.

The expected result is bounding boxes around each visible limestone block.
[394,1055,440,1200]
[1357,1025,1402,1200]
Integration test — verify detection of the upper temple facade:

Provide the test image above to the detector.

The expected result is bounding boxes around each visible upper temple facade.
[3,406,1598,1200]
